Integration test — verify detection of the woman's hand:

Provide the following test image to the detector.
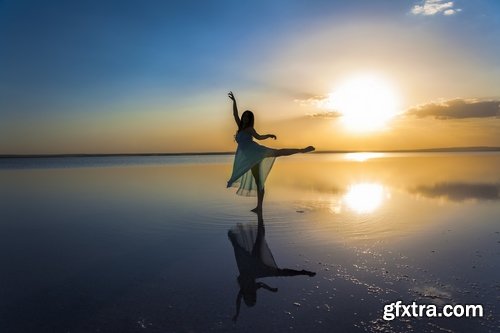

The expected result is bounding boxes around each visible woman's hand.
[230,91,240,125]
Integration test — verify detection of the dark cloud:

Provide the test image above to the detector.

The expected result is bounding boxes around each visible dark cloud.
[412,182,500,202]
[407,99,500,119]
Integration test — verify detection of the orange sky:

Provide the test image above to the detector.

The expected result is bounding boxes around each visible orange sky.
[1,1,499,154]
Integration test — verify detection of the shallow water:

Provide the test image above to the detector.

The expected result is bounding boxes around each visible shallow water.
[0,153,499,332]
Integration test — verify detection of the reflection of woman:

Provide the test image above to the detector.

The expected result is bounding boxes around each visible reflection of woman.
[226,91,315,213]
[228,212,315,321]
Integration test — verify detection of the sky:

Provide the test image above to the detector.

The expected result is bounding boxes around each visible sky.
[1,0,500,154]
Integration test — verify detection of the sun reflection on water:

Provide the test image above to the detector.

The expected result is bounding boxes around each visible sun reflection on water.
[344,152,385,162]
[343,183,387,214]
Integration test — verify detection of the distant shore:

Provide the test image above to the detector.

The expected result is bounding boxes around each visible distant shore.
[1,146,500,158]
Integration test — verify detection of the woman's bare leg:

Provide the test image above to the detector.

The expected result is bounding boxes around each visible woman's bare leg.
[251,164,264,213]
[274,146,315,157]
[249,146,314,213]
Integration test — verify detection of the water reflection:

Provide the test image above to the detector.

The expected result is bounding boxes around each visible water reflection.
[228,211,316,321]
[0,154,498,331]
[326,182,388,215]
[343,183,388,214]
[411,182,500,202]
[344,152,385,162]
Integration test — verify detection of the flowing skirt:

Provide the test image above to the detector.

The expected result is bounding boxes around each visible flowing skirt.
[228,223,278,276]
[227,141,276,196]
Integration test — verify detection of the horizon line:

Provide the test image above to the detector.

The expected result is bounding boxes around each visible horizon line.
[1,146,500,158]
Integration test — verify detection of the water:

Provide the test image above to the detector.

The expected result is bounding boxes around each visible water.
[0,153,499,332]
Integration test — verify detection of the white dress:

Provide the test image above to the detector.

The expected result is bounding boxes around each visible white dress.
[226,130,277,196]
[228,223,278,277]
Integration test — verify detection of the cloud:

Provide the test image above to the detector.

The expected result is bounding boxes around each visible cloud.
[294,95,330,108]
[412,182,500,202]
[411,0,461,16]
[407,98,500,119]
[306,111,342,119]
[294,95,342,118]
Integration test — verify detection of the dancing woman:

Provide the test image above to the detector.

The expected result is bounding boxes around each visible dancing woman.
[226,92,315,213]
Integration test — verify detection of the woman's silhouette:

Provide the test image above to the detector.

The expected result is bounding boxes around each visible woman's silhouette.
[226,91,315,213]
[228,211,315,321]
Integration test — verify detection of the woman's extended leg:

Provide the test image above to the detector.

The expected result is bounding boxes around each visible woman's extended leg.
[273,146,315,157]
[251,164,264,213]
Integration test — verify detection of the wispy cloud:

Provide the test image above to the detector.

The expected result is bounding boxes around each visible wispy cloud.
[407,98,500,119]
[306,111,342,119]
[411,0,461,16]
[294,95,330,108]
[294,95,342,119]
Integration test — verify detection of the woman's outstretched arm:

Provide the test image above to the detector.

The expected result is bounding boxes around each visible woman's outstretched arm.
[257,282,278,292]
[250,128,277,141]
[228,91,240,126]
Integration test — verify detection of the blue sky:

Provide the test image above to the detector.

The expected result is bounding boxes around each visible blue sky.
[1,0,499,153]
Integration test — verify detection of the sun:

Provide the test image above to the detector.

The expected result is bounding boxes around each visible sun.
[325,74,400,132]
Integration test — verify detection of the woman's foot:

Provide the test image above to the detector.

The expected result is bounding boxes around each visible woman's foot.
[301,269,316,277]
[301,146,315,153]
[251,206,262,214]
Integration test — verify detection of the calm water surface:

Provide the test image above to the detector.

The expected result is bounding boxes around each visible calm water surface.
[0,153,499,332]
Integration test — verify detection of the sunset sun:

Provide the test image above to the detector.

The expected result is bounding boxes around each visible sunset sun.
[326,74,400,132]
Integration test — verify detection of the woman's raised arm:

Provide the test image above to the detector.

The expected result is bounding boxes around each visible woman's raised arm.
[228,91,240,126]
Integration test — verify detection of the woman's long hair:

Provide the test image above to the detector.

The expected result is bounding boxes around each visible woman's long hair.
[238,110,254,133]
[234,110,255,140]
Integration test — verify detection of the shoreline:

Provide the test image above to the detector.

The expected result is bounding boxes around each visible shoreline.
[1,146,500,158]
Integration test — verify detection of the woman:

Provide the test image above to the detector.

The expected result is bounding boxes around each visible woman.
[226,91,315,213]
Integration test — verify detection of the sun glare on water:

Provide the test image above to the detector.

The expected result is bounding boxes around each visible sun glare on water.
[326,74,400,132]
[343,183,387,214]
